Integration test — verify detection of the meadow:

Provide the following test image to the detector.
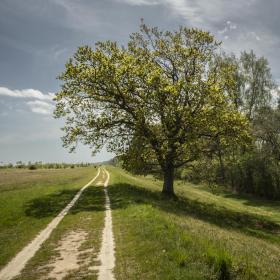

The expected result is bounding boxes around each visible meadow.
[1,166,280,279]
[108,166,280,280]
[0,167,98,270]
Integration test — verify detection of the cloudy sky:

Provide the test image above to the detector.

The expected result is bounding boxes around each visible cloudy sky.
[0,0,279,163]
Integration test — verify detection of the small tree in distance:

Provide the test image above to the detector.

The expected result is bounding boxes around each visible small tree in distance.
[54,22,249,196]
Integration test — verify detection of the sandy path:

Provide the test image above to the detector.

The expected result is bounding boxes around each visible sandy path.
[45,230,88,280]
[0,168,101,280]
[96,168,115,280]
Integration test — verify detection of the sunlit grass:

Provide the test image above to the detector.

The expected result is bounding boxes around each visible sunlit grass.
[2,166,280,279]
[108,166,280,279]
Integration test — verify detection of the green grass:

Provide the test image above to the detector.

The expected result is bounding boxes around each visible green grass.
[0,167,98,269]
[2,166,280,279]
[107,166,280,280]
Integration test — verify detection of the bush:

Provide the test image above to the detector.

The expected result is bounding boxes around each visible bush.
[183,151,280,200]
[28,165,37,170]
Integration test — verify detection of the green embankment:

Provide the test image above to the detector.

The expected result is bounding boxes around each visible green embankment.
[108,166,280,280]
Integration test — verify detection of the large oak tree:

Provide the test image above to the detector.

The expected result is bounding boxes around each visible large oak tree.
[54,23,249,196]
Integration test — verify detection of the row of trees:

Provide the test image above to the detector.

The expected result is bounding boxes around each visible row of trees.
[0,161,95,170]
[181,51,280,199]
[55,22,279,198]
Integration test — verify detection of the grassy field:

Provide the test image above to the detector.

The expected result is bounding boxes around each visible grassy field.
[0,167,98,270]
[107,166,280,280]
[2,166,280,279]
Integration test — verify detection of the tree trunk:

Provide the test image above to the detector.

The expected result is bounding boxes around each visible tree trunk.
[216,139,225,183]
[217,148,225,183]
[162,165,175,196]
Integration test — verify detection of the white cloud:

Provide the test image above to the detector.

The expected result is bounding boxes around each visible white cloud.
[0,86,54,101]
[114,0,256,28]
[50,0,255,37]
[0,86,55,115]
[26,100,54,115]
[115,0,199,22]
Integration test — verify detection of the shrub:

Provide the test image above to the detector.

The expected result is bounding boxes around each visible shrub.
[28,165,37,170]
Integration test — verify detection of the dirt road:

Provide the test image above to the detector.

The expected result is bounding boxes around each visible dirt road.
[96,168,115,280]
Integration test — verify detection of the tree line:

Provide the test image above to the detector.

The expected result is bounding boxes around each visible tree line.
[178,50,280,199]
[0,161,95,170]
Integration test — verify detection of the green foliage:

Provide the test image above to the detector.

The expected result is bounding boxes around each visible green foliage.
[28,164,37,170]
[239,50,276,120]
[181,48,280,200]
[55,22,249,194]
[185,150,280,199]
[0,162,94,170]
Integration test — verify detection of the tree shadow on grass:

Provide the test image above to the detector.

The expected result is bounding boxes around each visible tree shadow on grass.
[108,183,280,242]
[222,192,280,212]
[25,187,105,218]
[192,183,280,213]
[24,180,280,242]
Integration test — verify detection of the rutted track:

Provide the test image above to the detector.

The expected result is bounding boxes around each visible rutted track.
[96,168,115,280]
[0,168,101,280]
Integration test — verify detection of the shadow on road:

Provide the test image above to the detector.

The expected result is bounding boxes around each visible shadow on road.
[25,186,105,218]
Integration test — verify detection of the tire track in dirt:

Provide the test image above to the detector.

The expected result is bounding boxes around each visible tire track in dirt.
[96,167,115,280]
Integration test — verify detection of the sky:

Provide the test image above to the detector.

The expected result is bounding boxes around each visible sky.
[0,0,280,164]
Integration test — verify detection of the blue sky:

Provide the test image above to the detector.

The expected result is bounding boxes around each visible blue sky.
[0,0,280,163]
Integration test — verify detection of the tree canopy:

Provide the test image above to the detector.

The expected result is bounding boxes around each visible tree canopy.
[54,23,249,196]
